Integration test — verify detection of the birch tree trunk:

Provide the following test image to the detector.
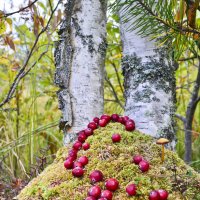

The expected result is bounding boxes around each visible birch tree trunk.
[119,11,176,144]
[54,0,107,144]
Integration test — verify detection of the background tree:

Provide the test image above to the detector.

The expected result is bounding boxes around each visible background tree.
[118,2,176,144]
[112,0,200,163]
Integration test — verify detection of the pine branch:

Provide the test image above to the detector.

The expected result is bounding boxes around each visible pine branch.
[112,0,200,59]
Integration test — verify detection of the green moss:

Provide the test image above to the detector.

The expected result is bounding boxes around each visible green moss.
[17,123,200,200]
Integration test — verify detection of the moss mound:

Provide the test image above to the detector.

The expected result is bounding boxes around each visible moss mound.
[18,123,200,200]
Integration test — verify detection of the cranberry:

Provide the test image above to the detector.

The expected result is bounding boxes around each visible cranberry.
[111,133,121,143]
[68,149,77,160]
[72,167,84,177]
[88,122,98,130]
[105,178,119,191]
[149,190,160,200]
[83,142,90,150]
[78,132,87,143]
[85,196,96,200]
[93,117,100,124]
[125,120,135,131]
[117,117,125,124]
[126,184,137,196]
[133,155,143,164]
[100,114,111,122]
[89,170,103,183]
[64,157,74,169]
[157,189,168,200]
[99,119,107,127]
[85,128,93,136]
[139,160,150,172]
[101,190,113,200]
[88,185,101,198]
[73,161,83,168]
[78,156,88,166]
[73,141,82,150]
[111,114,119,122]
[123,116,129,122]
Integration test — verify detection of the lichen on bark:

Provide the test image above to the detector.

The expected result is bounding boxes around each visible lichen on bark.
[122,48,177,141]
[54,0,75,130]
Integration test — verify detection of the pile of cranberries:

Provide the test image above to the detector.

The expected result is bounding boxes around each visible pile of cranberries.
[63,114,169,200]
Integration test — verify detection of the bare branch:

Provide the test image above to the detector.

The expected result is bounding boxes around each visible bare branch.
[178,56,197,62]
[111,62,124,94]
[0,0,39,18]
[105,73,124,109]
[0,0,61,108]
[175,113,186,123]
[195,96,200,104]
[105,99,118,103]
[48,0,53,12]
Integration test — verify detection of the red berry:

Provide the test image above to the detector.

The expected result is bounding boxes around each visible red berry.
[128,119,135,124]
[139,160,149,172]
[73,161,83,168]
[157,189,168,200]
[78,156,88,166]
[93,117,100,124]
[98,198,107,200]
[88,185,101,198]
[64,157,74,169]
[68,149,77,160]
[126,184,137,196]
[149,190,160,200]
[111,114,119,122]
[85,197,96,200]
[117,117,125,124]
[123,116,129,122]
[111,133,121,143]
[100,114,111,122]
[101,190,113,200]
[89,170,104,183]
[85,128,94,136]
[99,119,107,127]
[105,178,119,191]
[125,120,135,131]
[72,167,84,177]
[73,141,82,150]
[133,155,143,164]
[83,142,90,150]
[78,132,87,143]
[88,122,98,130]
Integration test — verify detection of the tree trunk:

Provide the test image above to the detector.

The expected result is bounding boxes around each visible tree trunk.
[54,0,107,144]
[184,60,200,163]
[119,10,176,144]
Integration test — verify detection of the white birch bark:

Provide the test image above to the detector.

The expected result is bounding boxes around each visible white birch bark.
[119,7,176,144]
[54,0,107,144]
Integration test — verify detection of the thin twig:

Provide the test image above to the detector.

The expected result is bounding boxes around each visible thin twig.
[0,0,61,108]
[0,0,39,18]
[175,113,186,123]
[105,73,124,109]
[111,62,124,94]
[48,0,53,12]
[178,56,197,62]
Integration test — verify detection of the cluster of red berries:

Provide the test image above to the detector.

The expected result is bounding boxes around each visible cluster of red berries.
[86,175,119,199]
[63,114,168,200]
